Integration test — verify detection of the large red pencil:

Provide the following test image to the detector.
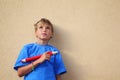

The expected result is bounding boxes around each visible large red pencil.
[21,51,58,62]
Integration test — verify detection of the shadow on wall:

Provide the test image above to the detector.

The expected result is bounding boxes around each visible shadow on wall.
[50,25,83,80]
[61,51,84,80]
[50,25,67,49]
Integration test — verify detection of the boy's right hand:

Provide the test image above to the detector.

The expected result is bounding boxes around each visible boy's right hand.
[17,52,51,77]
[36,52,51,63]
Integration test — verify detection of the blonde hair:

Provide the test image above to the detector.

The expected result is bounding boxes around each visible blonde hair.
[34,18,54,32]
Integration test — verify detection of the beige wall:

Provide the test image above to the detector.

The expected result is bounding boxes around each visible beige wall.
[0,0,120,80]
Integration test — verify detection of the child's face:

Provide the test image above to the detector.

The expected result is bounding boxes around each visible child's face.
[35,22,53,41]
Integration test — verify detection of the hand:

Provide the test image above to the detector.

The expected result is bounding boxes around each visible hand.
[42,52,51,61]
[36,52,51,63]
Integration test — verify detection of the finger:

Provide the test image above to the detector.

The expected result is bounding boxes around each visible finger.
[46,54,50,57]
[46,57,50,61]
[46,55,50,60]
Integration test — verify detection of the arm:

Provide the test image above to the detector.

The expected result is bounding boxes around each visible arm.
[56,75,61,80]
[17,62,34,77]
[17,52,50,77]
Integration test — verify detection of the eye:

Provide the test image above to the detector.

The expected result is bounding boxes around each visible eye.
[39,26,43,29]
[46,26,50,29]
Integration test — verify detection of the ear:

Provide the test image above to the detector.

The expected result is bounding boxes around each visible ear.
[34,31,38,38]
[50,33,54,38]
[50,36,53,38]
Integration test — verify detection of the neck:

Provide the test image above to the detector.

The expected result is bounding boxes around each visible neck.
[36,39,49,45]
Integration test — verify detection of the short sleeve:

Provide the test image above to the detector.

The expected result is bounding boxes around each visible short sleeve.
[14,46,30,70]
[54,51,67,75]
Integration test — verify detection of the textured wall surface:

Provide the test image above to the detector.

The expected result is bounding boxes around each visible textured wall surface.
[0,0,120,80]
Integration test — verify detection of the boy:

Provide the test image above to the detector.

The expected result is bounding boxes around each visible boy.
[14,18,67,80]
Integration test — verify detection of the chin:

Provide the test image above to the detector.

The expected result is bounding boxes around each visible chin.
[41,38,50,40]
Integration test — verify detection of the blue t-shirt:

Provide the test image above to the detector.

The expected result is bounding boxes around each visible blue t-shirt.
[14,43,67,80]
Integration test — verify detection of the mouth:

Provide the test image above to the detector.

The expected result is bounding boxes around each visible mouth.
[42,33,47,36]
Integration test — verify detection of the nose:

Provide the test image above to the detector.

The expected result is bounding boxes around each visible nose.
[43,27,46,32]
